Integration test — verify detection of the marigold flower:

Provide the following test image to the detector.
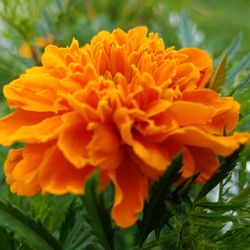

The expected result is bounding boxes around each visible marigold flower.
[0,27,249,228]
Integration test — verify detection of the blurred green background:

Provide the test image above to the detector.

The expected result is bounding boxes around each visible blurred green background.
[0,0,249,88]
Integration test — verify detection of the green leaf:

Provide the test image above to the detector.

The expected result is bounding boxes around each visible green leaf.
[233,73,250,104]
[178,11,197,47]
[195,147,243,201]
[173,173,199,200]
[83,173,114,250]
[237,114,250,132]
[0,227,16,250]
[60,199,103,250]
[0,200,62,250]
[214,33,242,66]
[208,51,227,92]
[137,152,183,246]
[226,33,243,62]
[222,53,250,96]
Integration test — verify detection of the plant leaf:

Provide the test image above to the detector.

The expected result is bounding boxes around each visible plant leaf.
[214,33,242,66]
[208,51,227,92]
[0,200,62,250]
[0,227,16,250]
[137,152,183,246]
[226,33,243,62]
[222,53,250,96]
[195,146,243,201]
[60,198,103,250]
[83,173,114,250]
[237,114,250,132]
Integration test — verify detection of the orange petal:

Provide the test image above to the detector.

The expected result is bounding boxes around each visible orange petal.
[58,112,92,168]
[188,146,219,183]
[10,115,61,144]
[132,135,170,172]
[4,143,51,196]
[170,127,249,156]
[109,155,148,227]
[178,48,212,87]
[39,145,95,194]
[42,44,68,78]
[0,109,54,146]
[3,69,66,112]
[182,89,240,134]
[87,124,124,169]
[182,147,196,179]
[170,101,216,126]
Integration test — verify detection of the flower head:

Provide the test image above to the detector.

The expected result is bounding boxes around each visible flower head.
[0,27,249,227]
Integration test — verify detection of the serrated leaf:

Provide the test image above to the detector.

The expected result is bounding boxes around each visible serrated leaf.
[208,51,227,92]
[0,200,62,250]
[60,199,103,250]
[195,201,246,211]
[178,11,197,47]
[195,147,243,201]
[83,173,114,250]
[222,53,250,96]
[137,152,183,246]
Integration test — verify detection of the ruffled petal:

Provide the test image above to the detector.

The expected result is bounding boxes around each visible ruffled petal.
[58,112,92,168]
[109,155,148,227]
[188,146,219,183]
[0,109,56,146]
[178,48,212,87]
[169,101,216,126]
[87,124,124,169]
[3,68,67,112]
[4,143,51,196]
[132,135,170,172]
[39,145,95,194]
[170,127,249,156]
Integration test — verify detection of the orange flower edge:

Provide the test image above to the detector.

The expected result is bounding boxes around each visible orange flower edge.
[1,26,249,228]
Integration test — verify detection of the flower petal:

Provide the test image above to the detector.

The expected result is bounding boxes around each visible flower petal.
[109,155,148,227]
[58,112,92,168]
[0,109,55,146]
[178,48,212,87]
[170,101,216,126]
[188,146,219,183]
[170,127,249,156]
[87,124,124,169]
[4,143,51,196]
[39,145,95,194]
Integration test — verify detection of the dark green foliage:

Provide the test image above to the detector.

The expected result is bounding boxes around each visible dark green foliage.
[0,227,16,250]
[60,199,104,250]
[137,153,183,246]
[0,200,62,250]
[83,173,114,250]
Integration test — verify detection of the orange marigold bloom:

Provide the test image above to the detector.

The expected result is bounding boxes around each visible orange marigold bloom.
[0,27,249,227]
